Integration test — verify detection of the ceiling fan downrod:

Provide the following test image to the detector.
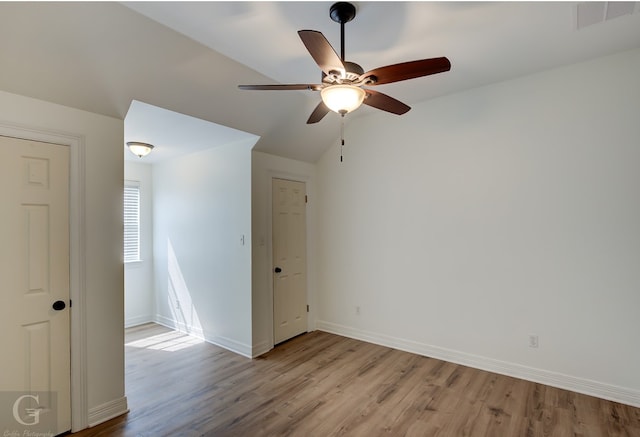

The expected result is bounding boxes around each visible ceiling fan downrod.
[329,3,357,163]
[330,2,356,62]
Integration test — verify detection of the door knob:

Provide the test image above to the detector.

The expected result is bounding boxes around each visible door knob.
[52,300,66,311]
[274,267,282,273]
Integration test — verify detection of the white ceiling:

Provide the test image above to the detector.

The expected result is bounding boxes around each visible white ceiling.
[124,100,259,164]
[1,2,639,163]
[124,1,640,107]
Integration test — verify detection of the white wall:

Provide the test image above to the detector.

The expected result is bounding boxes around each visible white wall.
[153,140,254,356]
[124,161,154,327]
[251,151,317,356]
[0,90,127,426]
[316,48,640,406]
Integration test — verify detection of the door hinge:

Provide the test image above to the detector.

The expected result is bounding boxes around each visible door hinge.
[307,305,309,313]
[70,299,72,308]
[305,195,308,204]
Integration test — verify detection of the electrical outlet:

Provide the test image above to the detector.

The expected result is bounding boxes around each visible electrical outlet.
[356,306,360,315]
[529,335,539,348]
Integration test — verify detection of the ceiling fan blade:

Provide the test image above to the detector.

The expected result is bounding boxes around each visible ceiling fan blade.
[238,84,322,91]
[363,89,411,115]
[360,57,451,85]
[298,30,345,77]
[307,101,331,124]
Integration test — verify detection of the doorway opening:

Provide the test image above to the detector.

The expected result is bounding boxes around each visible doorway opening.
[122,100,259,409]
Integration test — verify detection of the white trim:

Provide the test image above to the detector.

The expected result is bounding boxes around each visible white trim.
[0,121,89,431]
[251,340,272,358]
[124,314,154,328]
[207,333,253,359]
[88,396,129,428]
[154,314,205,339]
[154,315,253,358]
[316,320,640,408]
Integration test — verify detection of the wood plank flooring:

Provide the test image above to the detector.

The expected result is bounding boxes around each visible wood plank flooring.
[71,323,640,436]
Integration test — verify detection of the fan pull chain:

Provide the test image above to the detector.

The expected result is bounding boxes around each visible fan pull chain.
[340,114,345,162]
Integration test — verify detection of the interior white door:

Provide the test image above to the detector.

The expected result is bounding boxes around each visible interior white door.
[272,178,308,344]
[0,136,71,434]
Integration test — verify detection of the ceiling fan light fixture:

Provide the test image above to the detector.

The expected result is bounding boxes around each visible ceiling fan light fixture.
[238,1,450,125]
[321,85,366,114]
[127,142,154,158]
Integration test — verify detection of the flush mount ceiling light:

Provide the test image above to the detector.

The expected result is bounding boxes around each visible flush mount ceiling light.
[239,1,451,124]
[127,142,154,158]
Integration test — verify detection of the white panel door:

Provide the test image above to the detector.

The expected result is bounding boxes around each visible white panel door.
[0,136,71,434]
[272,178,307,344]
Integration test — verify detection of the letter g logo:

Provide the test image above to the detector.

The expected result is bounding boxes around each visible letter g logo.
[12,394,41,426]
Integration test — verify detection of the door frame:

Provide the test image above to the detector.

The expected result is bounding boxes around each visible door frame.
[0,121,87,432]
[266,171,314,349]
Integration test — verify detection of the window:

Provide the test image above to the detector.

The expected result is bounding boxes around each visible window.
[124,182,141,262]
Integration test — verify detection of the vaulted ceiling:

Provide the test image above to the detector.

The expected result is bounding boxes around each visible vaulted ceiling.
[1,2,639,162]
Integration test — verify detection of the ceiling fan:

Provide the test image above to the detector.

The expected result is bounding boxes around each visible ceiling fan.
[239,2,451,124]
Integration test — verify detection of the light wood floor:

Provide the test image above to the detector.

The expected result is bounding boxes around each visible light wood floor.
[72,323,640,436]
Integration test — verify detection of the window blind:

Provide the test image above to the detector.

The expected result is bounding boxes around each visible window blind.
[124,184,141,262]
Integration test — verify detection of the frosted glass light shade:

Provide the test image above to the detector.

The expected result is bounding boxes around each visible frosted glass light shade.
[127,142,154,158]
[321,85,366,114]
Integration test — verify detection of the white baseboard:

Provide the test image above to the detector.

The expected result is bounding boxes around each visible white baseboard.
[154,314,253,358]
[87,396,129,428]
[252,340,272,358]
[154,314,205,339]
[212,334,253,358]
[316,320,640,408]
[124,314,153,328]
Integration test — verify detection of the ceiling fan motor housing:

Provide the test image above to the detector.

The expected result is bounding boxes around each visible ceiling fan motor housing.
[324,61,364,84]
[343,61,364,81]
